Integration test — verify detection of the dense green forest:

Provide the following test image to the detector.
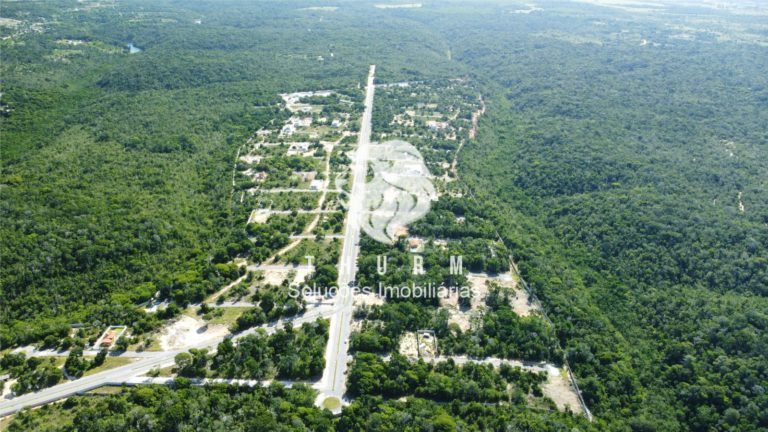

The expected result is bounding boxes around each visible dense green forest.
[436,3,768,431]
[347,352,549,402]
[2,0,767,431]
[4,382,598,431]
[5,384,336,432]
[174,320,329,380]
[0,0,459,348]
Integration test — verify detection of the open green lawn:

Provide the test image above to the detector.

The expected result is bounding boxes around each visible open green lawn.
[205,307,250,327]
[83,357,135,377]
[86,385,126,395]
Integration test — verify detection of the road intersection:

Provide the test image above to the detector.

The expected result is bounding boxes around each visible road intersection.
[0,65,591,421]
[0,65,378,418]
[316,65,376,410]
[0,304,338,417]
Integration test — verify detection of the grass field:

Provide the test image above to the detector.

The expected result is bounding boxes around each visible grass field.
[83,357,135,377]
[205,307,250,326]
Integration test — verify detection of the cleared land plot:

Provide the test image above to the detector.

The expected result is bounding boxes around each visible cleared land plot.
[158,315,230,351]
[542,365,585,415]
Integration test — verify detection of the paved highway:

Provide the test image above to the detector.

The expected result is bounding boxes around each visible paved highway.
[0,349,178,417]
[0,305,337,417]
[318,65,376,408]
[1,65,377,418]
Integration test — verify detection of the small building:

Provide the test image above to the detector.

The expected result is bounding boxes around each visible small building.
[408,237,423,252]
[331,119,342,128]
[100,330,117,348]
[253,172,268,181]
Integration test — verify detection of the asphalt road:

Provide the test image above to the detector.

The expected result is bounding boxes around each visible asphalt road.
[0,65,377,418]
[0,349,178,417]
[0,305,337,417]
[318,65,376,405]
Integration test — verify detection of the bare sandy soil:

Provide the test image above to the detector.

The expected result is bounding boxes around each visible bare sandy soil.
[248,209,271,224]
[1,379,17,400]
[510,290,536,317]
[350,319,363,333]
[354,292,384,307]
[738,191,746,213]
[468,271,538,317]
[467,273,492,308]
[239,154,263,164]
[439,287,473,331]
[398,332,419,359]
[263,267,313,286]
[0,18,22,28]
[158,315,230,351]
[542,365,584,415]
[417,332,438,358]
[448,309,472,331]
[440,271,535,330]
[398,331,438,359]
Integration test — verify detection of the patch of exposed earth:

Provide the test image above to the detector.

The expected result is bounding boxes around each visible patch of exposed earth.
[542,364,585,415]
[398,332,419,359]
[158,315,230,351]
